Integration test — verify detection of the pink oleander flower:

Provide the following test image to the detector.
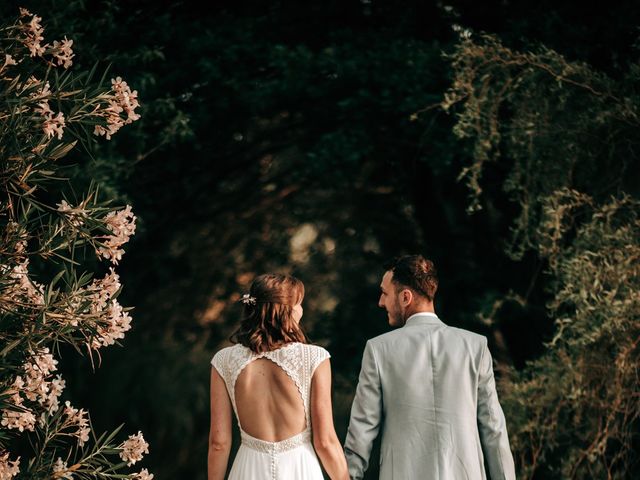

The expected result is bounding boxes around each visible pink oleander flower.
[1,408,36,432]
[50,36,74,68]
[21,348,59,404]
[93,78,140,140]
[4,54,17,67]
[120,431,149,466]
[111,77,140,123]
[135,468,154,480]
[6,259,45,306]
[0,451,20,480]
[14,241,26,255]
[45,375,66,413]
[26,78,51,99]
[28,348,58,377]
[28,79,61,140]
[34,100,53,117]
[89,268,122,311]
[97,205,136,264]
[52,458,73,479]
[65,268,131,350]
[93,124,109,138]
[56,199,88,228]
[63,401,91,447]
[43,111,65,139]
[7,376,25,406]
[0,347,65,430]
[91,299,132,349]
[20,12,46,57]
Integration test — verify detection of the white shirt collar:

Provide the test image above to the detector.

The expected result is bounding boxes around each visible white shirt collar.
[404,311,441,327]
[407,312,438,321]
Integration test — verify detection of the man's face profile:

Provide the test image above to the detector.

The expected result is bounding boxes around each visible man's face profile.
[378,271,404,327]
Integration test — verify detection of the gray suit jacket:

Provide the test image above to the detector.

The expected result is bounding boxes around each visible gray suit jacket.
[344,313,516,480]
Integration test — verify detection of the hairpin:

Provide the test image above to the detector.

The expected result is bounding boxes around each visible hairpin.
[240,293,257,305]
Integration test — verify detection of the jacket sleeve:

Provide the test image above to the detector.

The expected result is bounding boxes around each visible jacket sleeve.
[477,339,517,480]
[344,341,383,480]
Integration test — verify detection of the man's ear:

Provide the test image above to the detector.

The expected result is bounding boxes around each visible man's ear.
[401,288,413,306]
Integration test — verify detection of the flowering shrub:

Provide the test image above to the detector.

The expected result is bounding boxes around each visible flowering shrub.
[0,8,151,480]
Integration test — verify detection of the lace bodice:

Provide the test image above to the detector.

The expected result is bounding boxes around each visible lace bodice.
[211,342,331,438]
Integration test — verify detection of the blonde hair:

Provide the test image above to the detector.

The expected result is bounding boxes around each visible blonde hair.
[231,273,307,353]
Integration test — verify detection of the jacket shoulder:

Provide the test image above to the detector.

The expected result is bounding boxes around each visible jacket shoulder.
[367,324,487,348]
[447,326,487,343]
[367,327,408,347]
[444,326,488,355]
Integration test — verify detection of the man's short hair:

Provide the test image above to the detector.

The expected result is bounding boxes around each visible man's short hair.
[385,254,438,301]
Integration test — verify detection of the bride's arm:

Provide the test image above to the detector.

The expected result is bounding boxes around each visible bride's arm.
[208,367,232,480]
[311,360,350,480]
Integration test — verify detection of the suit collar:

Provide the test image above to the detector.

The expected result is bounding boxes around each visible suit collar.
[404,312,443,327]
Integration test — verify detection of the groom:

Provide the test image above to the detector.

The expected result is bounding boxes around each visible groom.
[344,255,516,479]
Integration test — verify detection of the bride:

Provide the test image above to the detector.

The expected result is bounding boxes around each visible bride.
[208,273,349,480]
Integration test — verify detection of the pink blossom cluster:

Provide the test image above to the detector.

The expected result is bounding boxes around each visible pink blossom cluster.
[97,205,137,264]
[0,404,36,433]
[58,268,131,349]
[18,8,45,57]
[35,100,66,139]
[1,348,63,433]
[22,76,51,98]
[52,458,73,480]
[63,401,91,446]
[93,77,140,139]
[90,299,132,350]
[0,352,91,447]
[135,469,154,480]
[50,36,74,69]
[17,9,74,69]
[0,451,20,480]
[3,259,45,307]
[0,54,18,75]
[120,431,150,466]
[112,77,141,124]
[88,267,122,311]
[56,199,87,228]
[13,11,139,144]
[10,10,76,139]
[24,78,67,140]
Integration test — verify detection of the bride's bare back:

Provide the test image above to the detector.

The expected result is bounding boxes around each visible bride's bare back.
[209,342,349,480]
[235,358,306,441]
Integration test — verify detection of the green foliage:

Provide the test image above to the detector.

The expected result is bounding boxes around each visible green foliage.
[443,34,639,257]
[445,34,640,479]
[506,192,639,479]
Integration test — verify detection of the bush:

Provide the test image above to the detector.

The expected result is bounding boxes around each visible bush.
[0,8,151,480]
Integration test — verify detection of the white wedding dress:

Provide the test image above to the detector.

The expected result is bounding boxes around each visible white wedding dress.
[211,342,330,479]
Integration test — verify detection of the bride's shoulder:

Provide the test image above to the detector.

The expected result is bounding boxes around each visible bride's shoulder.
[303,343,331,365]
[303,343,329,353]
[210,344,244,365]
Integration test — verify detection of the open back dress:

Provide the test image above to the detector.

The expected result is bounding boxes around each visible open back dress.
[211,342,330,479]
